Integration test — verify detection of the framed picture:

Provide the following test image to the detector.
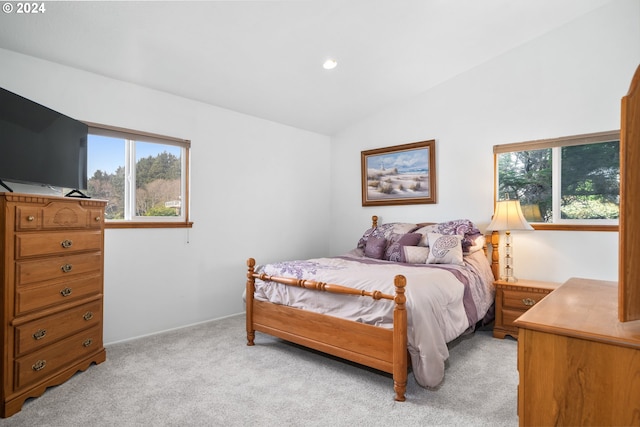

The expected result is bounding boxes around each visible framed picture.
[361,140,436,206]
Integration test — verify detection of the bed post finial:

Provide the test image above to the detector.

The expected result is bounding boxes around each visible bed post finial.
[372,215,378,228]
[392,274,407,402]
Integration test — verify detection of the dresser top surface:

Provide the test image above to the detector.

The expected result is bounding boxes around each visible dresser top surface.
[494,279,560,291]
[515,277,640,348]
[0,192,106,206]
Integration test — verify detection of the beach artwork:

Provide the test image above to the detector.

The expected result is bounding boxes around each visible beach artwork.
[361,140,436,206]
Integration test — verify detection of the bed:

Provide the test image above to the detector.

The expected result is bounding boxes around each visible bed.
[245,216,500,401]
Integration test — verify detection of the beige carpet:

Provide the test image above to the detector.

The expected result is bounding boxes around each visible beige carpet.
[0,314,518,426]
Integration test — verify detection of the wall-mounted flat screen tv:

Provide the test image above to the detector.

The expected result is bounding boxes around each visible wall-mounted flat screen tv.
[0,87,88,192]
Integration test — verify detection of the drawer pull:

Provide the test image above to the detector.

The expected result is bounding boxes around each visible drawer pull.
[95,216,101,222]
[83,338,93,347]
[61,239,73,248]
[33,329,47,340]
[522,298,536,306]
[60,287,73,297]
[27,215,35,222]
[32,360,46,372]
[61,264,73,273]
[83,311,94,321]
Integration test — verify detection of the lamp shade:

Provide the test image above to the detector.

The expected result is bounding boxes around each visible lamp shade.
[487,199,534,232]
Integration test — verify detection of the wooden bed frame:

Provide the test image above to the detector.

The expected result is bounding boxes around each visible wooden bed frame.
[245,216,500,401]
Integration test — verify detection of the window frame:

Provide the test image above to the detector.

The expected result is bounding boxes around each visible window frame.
[493,130,620,232]
[85,122,193,229]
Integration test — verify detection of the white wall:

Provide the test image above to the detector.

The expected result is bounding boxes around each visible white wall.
[329,0,640,284]
[1,0,638,343]
[0,49,332,344]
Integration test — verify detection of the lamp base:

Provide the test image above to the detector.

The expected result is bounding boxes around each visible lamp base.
[500,276,518,283]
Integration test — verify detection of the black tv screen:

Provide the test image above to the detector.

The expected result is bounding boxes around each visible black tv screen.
[0,87,88,191]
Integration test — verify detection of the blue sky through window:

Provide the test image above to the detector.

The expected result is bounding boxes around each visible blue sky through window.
[88,135,124,176]
[88,135,181,177]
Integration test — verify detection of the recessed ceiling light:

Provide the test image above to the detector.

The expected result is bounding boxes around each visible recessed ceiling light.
[323,59,337,70]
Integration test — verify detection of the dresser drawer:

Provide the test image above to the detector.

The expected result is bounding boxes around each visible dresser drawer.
[14,324,102,390]
[14,206,40,230]
[15,203,103,231]
[15,299,102,356]
[15,230,102,259]
[41,202,103,229]
[502,289,546,310]
[15,274,102,315]
[15,252,102,286]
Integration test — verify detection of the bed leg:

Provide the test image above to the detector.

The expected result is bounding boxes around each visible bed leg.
[246,258,256,346]
[393,274,408,402]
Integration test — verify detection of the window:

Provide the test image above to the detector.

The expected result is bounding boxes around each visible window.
[494,130,619,231]
[85,123,192,229]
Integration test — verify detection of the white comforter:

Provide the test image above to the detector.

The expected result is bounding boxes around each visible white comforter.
[252,250,495,388]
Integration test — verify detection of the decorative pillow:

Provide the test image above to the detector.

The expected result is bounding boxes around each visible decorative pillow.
[413,224,438,247]
[364,235,387,259]
[415,222,437,228]
[433,219,483,253]
[426,233,464,265]
[402,246,430,264]
[357,226,376,249]
[356,222,418,249]
[385,233,422,262]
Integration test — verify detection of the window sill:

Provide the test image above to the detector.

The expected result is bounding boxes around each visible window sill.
[105,221,193,229]
[531,224,618,232]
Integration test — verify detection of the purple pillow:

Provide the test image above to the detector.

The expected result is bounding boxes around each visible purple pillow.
[356,223,418,249]
[385,233,422,262]
[364,235,387,259]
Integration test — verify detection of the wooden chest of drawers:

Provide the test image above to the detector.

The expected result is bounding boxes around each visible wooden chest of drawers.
[515,278,640,426]
[0,193,107,418]
[493,279,559,340]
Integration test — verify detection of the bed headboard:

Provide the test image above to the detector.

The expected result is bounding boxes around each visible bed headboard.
[369,216,501,281]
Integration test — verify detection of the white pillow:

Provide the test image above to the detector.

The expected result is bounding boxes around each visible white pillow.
[402,246,430,264]
[426,233,464,265]
[413,224,438,247]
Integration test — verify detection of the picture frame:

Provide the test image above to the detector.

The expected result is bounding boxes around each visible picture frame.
[361,140,436,206]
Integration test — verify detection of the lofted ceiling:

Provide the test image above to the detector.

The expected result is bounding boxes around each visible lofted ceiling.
[0,0,613,135]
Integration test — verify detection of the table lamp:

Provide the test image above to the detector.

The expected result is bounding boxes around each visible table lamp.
[487,198,533,282]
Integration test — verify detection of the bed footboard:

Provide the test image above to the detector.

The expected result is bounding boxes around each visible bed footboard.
[245,258,408,401]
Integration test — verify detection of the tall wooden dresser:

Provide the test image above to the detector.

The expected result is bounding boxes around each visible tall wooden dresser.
[0,192,107,418]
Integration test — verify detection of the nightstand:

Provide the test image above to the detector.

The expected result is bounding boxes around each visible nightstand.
[493,279,560,339]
